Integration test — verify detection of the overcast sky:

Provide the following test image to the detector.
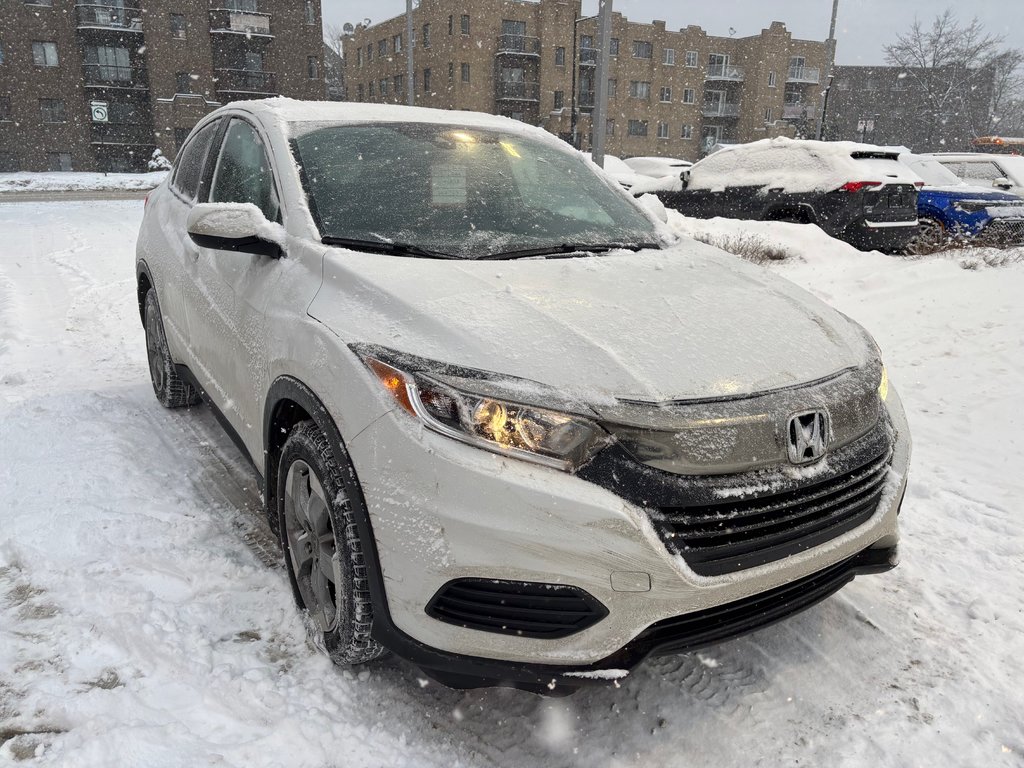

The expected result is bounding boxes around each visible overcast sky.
[323,0,1024,65]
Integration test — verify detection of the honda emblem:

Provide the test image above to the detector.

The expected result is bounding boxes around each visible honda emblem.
[787,410,829,464]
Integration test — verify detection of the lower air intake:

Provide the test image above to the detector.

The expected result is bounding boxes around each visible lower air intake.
[426,579,608,639]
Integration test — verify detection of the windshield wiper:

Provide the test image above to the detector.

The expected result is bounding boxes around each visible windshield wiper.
[477,242,661,261]
[322,236,461,260]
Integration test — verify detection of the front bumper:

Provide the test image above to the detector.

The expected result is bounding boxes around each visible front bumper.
[347,388,910,688]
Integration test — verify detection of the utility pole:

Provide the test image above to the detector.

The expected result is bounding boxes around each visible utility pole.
[816,0,839,140]
[591,0,613,167]
[406,0,414,105]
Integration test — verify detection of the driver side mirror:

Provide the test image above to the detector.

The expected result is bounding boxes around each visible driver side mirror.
[993,177,1013,190]
[187,202,284,258]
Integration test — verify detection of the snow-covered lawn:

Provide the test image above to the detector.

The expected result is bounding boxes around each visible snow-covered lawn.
[1,201,1021,767]
[0,171,168,194]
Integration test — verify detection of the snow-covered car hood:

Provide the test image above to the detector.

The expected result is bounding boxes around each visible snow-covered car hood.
[308,240,874,404]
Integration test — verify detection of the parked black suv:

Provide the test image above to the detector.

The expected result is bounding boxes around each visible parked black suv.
[641,139,922,252]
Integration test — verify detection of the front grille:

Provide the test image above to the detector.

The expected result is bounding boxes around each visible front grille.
[979,218,1024,246]
[426,579,608,639]
[656,450,892,576]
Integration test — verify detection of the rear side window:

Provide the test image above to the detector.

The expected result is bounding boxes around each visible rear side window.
[172,119,220,200]
[209,118,280,222]
[958,160,1005,182]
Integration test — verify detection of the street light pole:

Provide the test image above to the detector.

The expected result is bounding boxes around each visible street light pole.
[406,0,414,105]
[816,0,839,140]
[591,0,613,167]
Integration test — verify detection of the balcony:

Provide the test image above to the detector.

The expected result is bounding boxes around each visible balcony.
[214,68,276,95]
[75,3,143,31]
[83,64,148,89]
[702,101,740,118]
[787,66,820,84]
[496,34,540,56]
[90,123,153,146]
[782,102,816,120]
[209,9,272,36]
[579,47,598,66]
[496,81,540,102]
[705,63,744,81]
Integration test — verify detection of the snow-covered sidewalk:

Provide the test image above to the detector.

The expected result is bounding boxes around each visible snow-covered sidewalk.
[0,201,1021,767]
[0,171,168,195]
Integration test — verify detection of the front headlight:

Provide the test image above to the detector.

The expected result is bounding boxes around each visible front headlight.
[879,364,889,401]
[360,352,609,472]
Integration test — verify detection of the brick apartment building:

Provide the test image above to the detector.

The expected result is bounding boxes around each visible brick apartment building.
[343,0,828,158]
[0,0,325,172]
[823,65,995,152]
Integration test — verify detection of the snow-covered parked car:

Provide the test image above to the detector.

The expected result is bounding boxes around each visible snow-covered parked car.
[924,152,1024,198]
[623,155,693,179]
[136,99,911,693]
[583,152,645,190]
[899,153,1024,252]
[646,138,922,252]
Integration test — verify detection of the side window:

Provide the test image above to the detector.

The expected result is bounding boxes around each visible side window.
[172,119,220,199]
[959,160,1004,182]
[209,119,280,222]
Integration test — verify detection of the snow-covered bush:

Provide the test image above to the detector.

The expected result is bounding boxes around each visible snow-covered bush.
[148,149,172,172]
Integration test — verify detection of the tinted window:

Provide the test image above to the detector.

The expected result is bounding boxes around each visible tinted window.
[172,119,220,200]
[209,119,280,222]
[290,122,658,259]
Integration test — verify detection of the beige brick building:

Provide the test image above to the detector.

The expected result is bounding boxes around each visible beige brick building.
[344,0,827,159]
[0,0,325,172]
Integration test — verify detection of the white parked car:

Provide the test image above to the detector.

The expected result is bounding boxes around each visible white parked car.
[624,156,693,179]
[923,152,1024,198]
[136,99,910,694]
[583,152,645,190]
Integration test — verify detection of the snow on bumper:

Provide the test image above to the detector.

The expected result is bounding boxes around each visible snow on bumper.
[348,390,909,668]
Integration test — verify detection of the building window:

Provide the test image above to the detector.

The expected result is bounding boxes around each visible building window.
[39,98,65,123]
[393,74,403,94]
[32,41,59,67]
[632,41,652,59]
[659,86,672,102]
[448,15,453,34]
[423,68,431,92]
[684,50,698,67]
[378,39,387,57]
[461,63,470,82]
[681,124,693,139]
[682,88,695,104]
[448,62,454,82]
[47,152,72,172]
[555,46,565,66]
[609,38,619,57]
[174,72,192,93]
[552,90,564,110]
[0,97,11,121]
[422,23,430,47]
[865,77,877,91]
[367,80,374,98]
[308,56,319,79]
[393,34,403,53]
[608,78,617,98]
[657,122,669,139]
[629,81,650,99]
[304,0,315,24]
[0,43,5,65]
[768,70,777,87]
[169,14,186,39]
[461,14,470,35]
[366,43,373,62]
[838,78,851,91]
[764,107,773,122]
[379,78,388,97]
[663,48,675,65]
[356,83,364,100]
[627,119,648,136]
[606,119,615,136]
[356,47,363,68]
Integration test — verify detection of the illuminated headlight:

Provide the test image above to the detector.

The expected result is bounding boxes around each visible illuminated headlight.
[361,355,609,471]
[879,364,889,401]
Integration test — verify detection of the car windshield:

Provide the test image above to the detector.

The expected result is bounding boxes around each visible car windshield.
[290,122,659,259]
[903,156,963,187]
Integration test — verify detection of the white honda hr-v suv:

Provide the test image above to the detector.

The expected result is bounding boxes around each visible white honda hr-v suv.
[136,99,910,693]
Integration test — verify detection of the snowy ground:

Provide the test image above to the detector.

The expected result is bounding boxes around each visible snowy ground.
[0,172,167,194]
[1,201,1022,767]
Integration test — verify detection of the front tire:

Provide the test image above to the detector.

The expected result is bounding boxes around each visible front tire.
[905,217,946,255]
[144,288,200,408]
[278,421,387,665]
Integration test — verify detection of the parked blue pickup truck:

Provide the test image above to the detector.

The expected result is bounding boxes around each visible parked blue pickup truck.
[900,154,1024,252]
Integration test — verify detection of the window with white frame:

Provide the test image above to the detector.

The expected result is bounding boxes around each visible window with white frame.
[768,70,777,87]
[627,119,648,136]
[32,41,59,67]
[682,88,695,104]
[632,40,652,59]
[659,86,671,102]
[663,48,675,65]
[629,80,651,99]
[681,124,693,139]
[657,122,669,139]
[684,50,698,67]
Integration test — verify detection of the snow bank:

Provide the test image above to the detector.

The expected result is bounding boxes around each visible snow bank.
[0,171,168,193]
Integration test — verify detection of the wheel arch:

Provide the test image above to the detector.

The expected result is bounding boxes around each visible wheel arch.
[762,204,817,224]
[136,259,155,327]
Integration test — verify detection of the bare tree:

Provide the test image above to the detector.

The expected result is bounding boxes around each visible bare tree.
[885,11,1014,147]
[988,50,1024,135]
[323,23,347,101]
